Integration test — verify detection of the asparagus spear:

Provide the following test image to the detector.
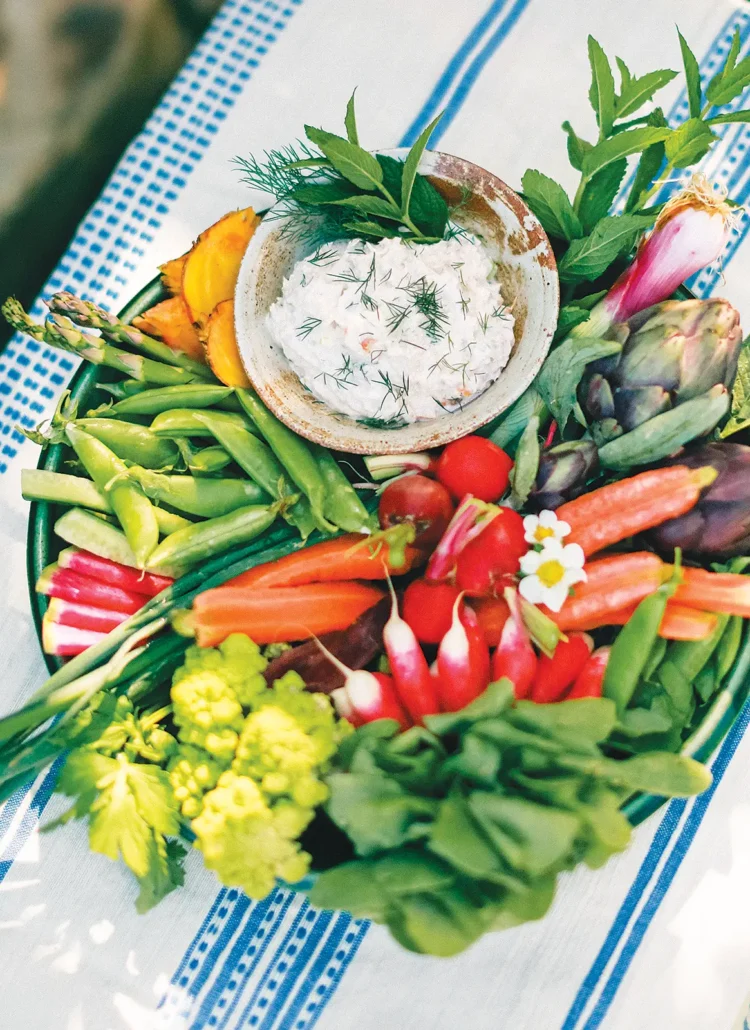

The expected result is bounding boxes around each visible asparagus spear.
[1,299,204,387]
[48,292,213,380]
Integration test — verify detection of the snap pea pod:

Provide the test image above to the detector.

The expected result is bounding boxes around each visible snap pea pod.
[74,418,178,469]
[311,444,376,534]
[717,615,745,682]
[664,614,729,685]
[98,380,150,401]
[604,576,679,713]
[21,469,190,535]
[110,385,235,416]
[175,440,233,476]
[65,426,159,567]
[128,465,268,517]
[236,388,335,533]
[54,508,182,574]
[147,501,281,575]
[193,411,316,539]
[149,408,253,439]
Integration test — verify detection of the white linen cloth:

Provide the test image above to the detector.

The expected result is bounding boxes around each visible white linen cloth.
[2,1,750,1028]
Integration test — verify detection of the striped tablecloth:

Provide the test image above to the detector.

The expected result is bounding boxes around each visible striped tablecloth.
[3,2,750,1028]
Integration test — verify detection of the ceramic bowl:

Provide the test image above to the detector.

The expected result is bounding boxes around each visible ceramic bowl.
[234,149,559,455]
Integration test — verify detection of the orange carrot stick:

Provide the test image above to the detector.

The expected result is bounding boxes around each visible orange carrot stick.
[551,552,666,630]
[557,466,716,557]
[573,602,718,641]
[225,534,423,590]
[192,581,384,647]
[673,567,750,617]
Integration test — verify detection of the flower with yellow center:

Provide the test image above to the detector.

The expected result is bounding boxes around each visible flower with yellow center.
[523,509,571,547]
[518,538,586,612]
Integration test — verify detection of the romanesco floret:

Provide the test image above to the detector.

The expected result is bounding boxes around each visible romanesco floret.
[168,745,223,818]
[175,635,268,708]
[171,670,243,762]
[191,771,312,898]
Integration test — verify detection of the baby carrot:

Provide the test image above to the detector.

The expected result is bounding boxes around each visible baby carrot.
[557,466,716,557]
[673,567,750,617]
[565,602,718,641]
[551,552,666,630]
[225,533,423,589]
[192,581,384,647]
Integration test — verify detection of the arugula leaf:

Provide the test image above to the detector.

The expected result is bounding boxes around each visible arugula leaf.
[562,120,593,172]
[521,170,582,241]
[615,68,678,119]
[401,112,443,220]
[625,108,668,211]
[588,36,616,137]
[707,110,750,126]
[665,118,717,168]
[304,125,384,192]
[706,34,750,107]
[510,415,540,507]
[536,336,622,428]
[720,336,750,438]
[344,90,359,145]
[557,213,654,283]
[677,28,702,118]
[582,126,672,178]
[577,159,627,234]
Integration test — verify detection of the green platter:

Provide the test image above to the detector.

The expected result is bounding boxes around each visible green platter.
[25,277,750,828]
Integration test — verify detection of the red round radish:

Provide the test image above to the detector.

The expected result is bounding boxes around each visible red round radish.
[402,579,461,645]
[378,475,454,549]
[435,436,513,502]
[470,596,510,648]
[530,632,594,704]
[455,507,527,596]
[567,646,610,699]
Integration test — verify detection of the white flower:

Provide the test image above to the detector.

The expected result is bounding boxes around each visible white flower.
[518,538,586,613]
[523,509,571,546]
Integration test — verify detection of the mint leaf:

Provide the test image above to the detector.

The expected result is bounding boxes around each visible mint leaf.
[401,112,443,220]
[677,29,702,118]
[615,68,678,119]
[562,121,593,172]
[706,35,750,106]
[588,36,616,137]
[328,195,401,219]
[582,126,672,178]
[578,159,627,233]
[304,126,384,191]
[376,154,404,206]
[625,108,668,211]
[558,213,655,283]
[342,219,399,238]
[665,118,717,168]
[290,181,360,205]
[344,90,359,145]
[408,175,449,238]
[707,110,750,125]
[537,336,622,428]
[521,170,582,241]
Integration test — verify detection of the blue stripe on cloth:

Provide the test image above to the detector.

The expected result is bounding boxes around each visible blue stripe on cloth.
[255,910,336,1030]
[304,919,369,1030]
[169,889,229,987]
[581,695,750,1029]
[398,0,510,147]
[0,758,63,883]
[279,912,353,1030]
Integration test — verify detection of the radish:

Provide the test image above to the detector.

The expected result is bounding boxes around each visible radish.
[491,588,537,699]
[57,547,173,597]
[36,564,146,615]
[436,595,491,712]
[330,687,363,726]
[567,646,610,699]
[530,632,594,703]
[435,436,513,502]
[378,475,454,549]
[455,506,527,596]
[426,496,496,582]
[46,597,130,634]
[42,616,107,657]
[383,575,439,723]
[313,639,409,728]
[402,579,461,645]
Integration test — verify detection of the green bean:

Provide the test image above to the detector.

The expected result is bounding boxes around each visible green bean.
[716,615,744,682]
[111,385,234,416]
[666,614,729,685]
[65,425,159,567]
[149,408,252,439]
[604,578,677,713]
[74,418,178,469]
[311,445,376,533]
[128,465,268,518]
[236,388,335,533]
[193,411,316,538]
[147,502,280,575]
[175,440,233,476]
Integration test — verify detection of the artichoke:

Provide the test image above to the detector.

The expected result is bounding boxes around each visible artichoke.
[580,298,741,470]
[529,440,599,509]
[649,442,750,557]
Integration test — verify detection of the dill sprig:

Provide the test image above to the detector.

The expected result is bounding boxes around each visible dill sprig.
[296,316,322,339]
[403,277,449,340]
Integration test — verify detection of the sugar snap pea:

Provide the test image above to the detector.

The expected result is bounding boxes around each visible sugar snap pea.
[236,389,335,533]
[666,613,729,685]
[147,501,281,575]
[175,440,233,476]
[110,384,235,416]
[128,466,268,518]
[65,425,159,567]
[311,444,376,534]
[717,615,744,681]
[74,418,178,469]
[150,408,253,439]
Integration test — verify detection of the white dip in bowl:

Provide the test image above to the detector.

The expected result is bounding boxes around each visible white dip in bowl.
[266,234,514,426]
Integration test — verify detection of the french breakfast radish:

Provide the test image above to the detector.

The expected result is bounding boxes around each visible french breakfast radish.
[530,632,593,703]
[567,647,610,699]
[42,617,107,656]
[437,595,491,712]
[46,597,130,634]
[316,637,409,728]
[382,577,439,722]
[36,564,146,615]
[455,506,527,596]
[402,579,461,645]
[491,589,537,699]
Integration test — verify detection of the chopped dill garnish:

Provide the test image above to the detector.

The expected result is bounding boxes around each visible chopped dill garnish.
[308,247,339,266]
[478,312,490,334]
[400,277,449,340]
[457,291,469,318]
[357,415,409,429]
[385,302,410,334]
[296,316,322,339]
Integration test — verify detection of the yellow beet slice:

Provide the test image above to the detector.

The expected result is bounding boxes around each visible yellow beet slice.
[203,299,251,387]
[182,207,260,326]
[133,296,206,364]
[159,253,188,295]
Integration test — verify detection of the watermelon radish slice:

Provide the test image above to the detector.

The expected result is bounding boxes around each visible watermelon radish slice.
[57,548,173,597]
[42,617,107,656]
[36,564,145,615]
[46,597,130,634]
